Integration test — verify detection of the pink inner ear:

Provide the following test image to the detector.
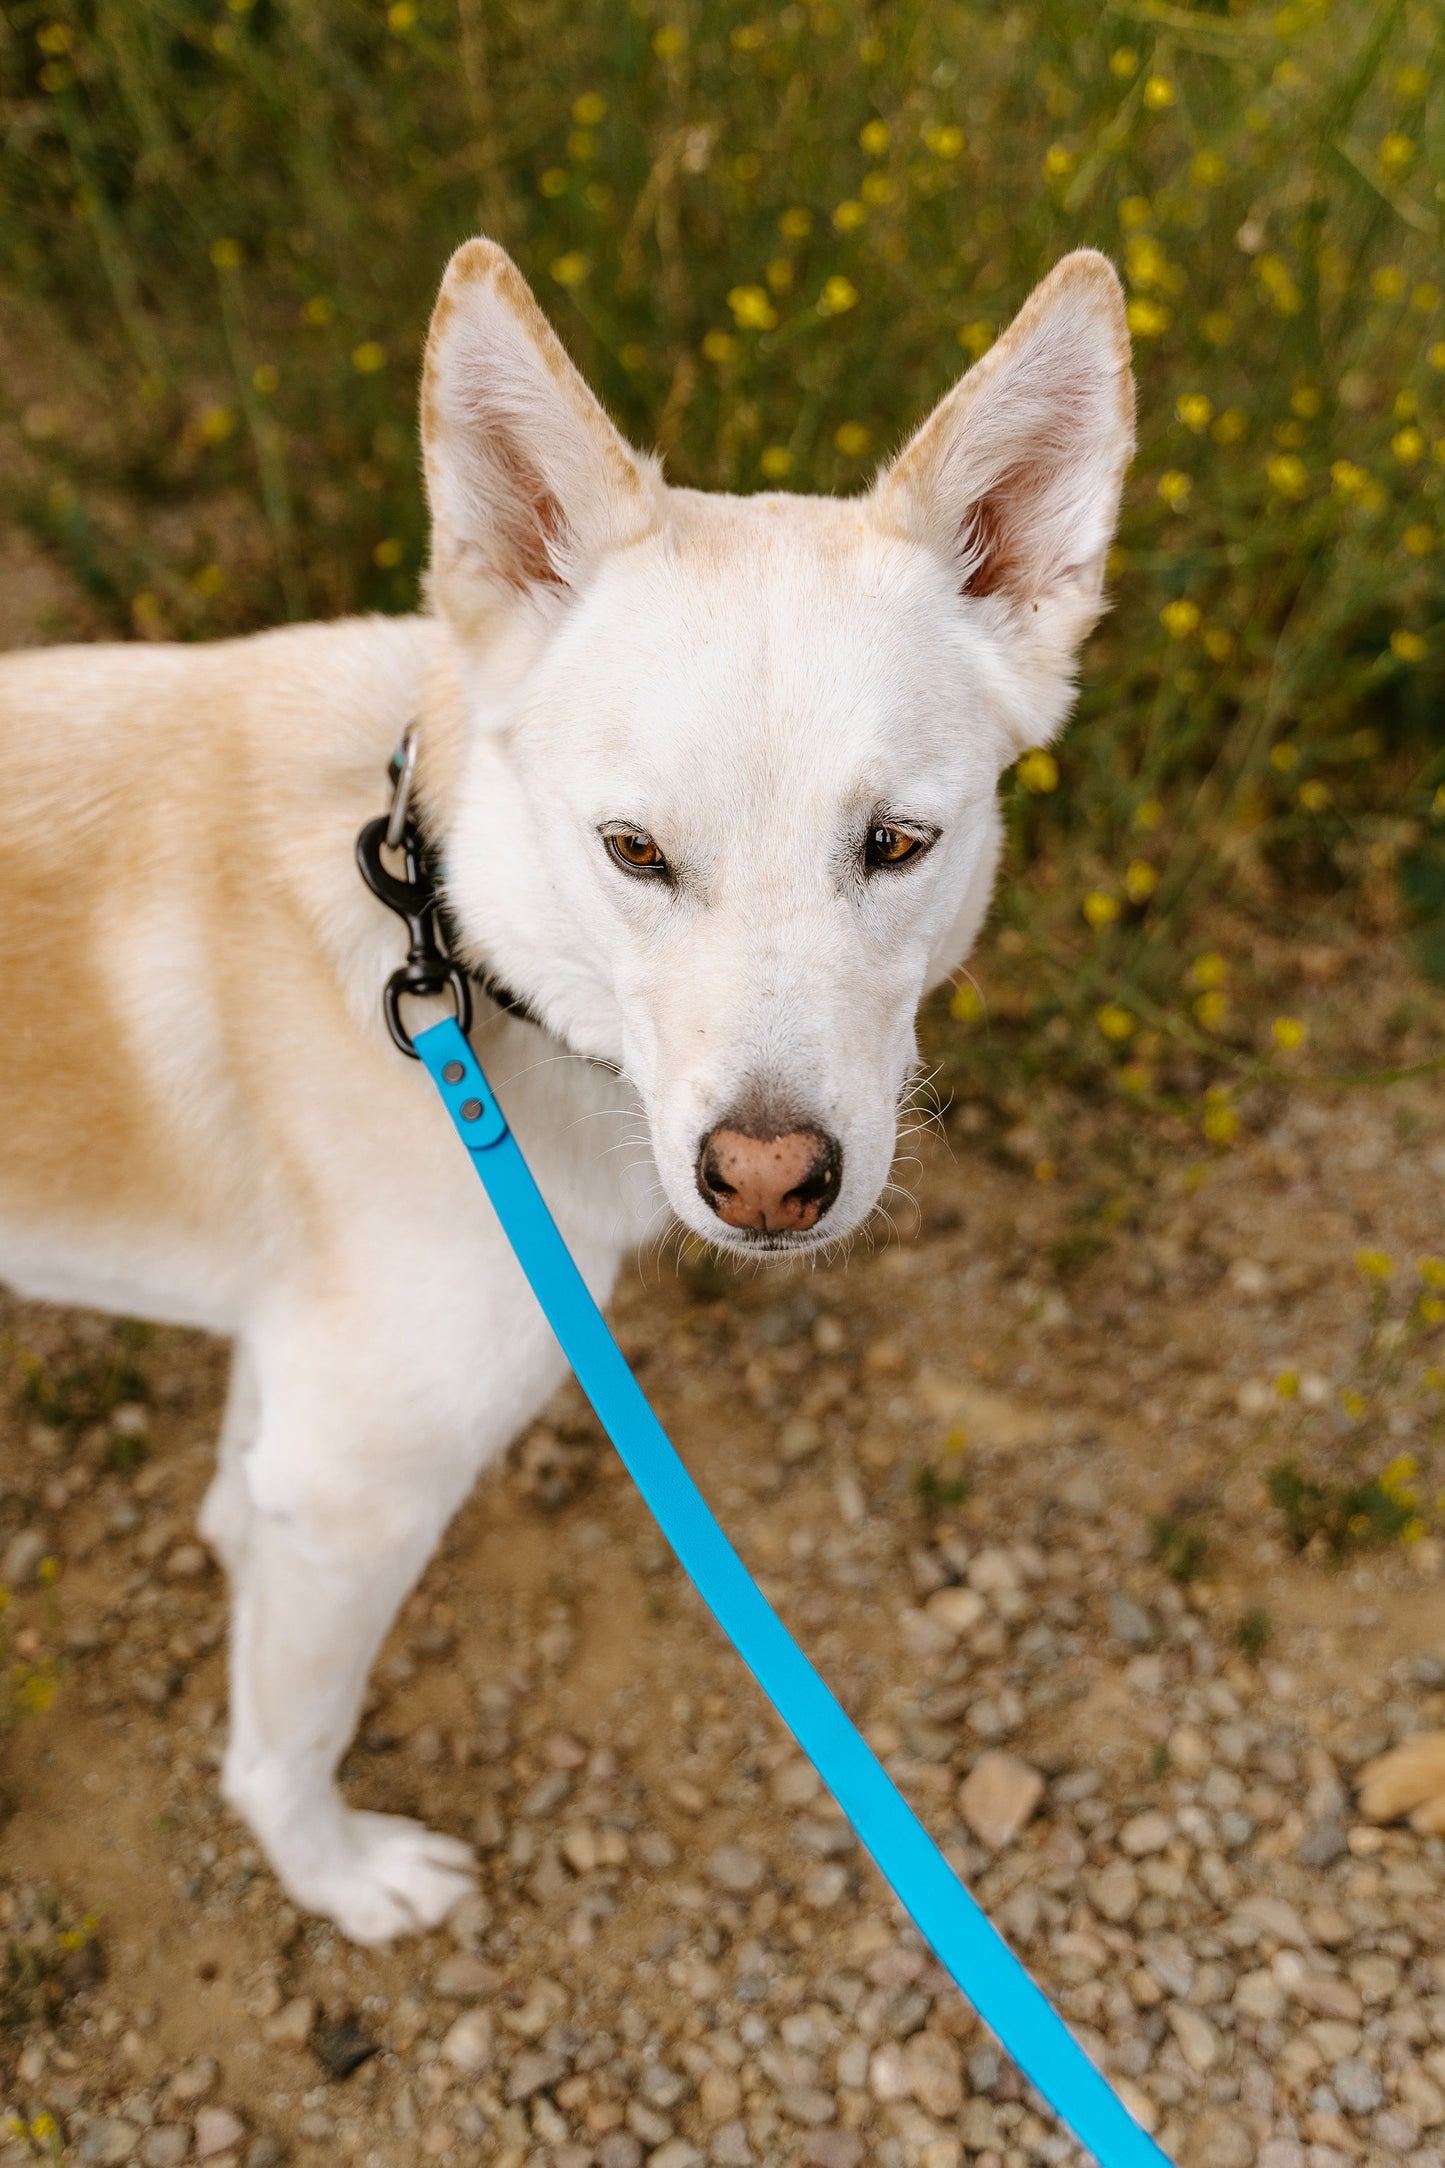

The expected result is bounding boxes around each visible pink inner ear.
[491,435,570,592]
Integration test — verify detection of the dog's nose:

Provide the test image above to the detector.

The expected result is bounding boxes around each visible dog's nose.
[696,1124,842,1234]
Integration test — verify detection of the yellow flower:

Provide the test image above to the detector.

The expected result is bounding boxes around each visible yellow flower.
[759,446,793,479]
[209,237,242,270]
[1176,393,1213,432]
[765,258,793,294]
[197,406,235,445]
[1422,1297,1445,1327]
[730,21,767,50]
[1381,1453,1419,1497]
[727,285,777,332]
[37,1555,60,1584]
[1298,778,1331,812]
[193,563,225,596]
[1419,1258,1445,1291]
[832,199,867,233]
[1203,312,1234,346]
[818,276,858,316]
[859,119,890,157]
[1083,891,1120,928]
[1096,1004,1136,1042]
[252,362,279,394]
[1266,453,1309,499]
[1191,150,1227,187]
[572,91,606,125]
[1126,298,1170,338]
[539,167,568,198]
[1203,1097,1240,1146]
[302,295,334,327]
[1355,1247,1395,1280]
[778,207,812,240]
[1290,384,1322,419]
[652,24,686,57]
[1134,798,1163,831]
[1391,629,1426,663]
[1160,597,1199,637]
[372,537,404,569]
[1271,1016,1306,1051]
[860,173,895,206]
[1193,990,1229,1031]
[957,319,994,360]
[1118,1062,1153,1094]
[1157,470,1192,510]
[1202,627,1235,663]
[1143,75,1175,109]
[949,981,983,1024]
[386,0,416,27]
[924,125,964,159]
[1017,748,1058,794]
[1118,196,1152,231]
[834,422,871,458]
[1393,427,1424,464]
[701,330,738,365]
[36,22,74,52]
[1110,46,1138,77]
[1034,1158,1057,1184]
[1404,524,1434,556]
[1124,859,1158,904]
[1189,951,1228,990]
[1330,459,1368,494]
[1212,405,1247,442]
[351,340,386,372]
[1044,144,1075,180]
[1274,1369,1300,1399]
[1413,283,1441,314]
[30,2115,58,2142]
[1372,265,1405,302]
[1378,132,1415,173]
[549,254,589,290]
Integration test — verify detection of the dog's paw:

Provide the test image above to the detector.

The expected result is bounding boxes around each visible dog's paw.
[1357,1732,1445,1833]
[285,1810,478,1944]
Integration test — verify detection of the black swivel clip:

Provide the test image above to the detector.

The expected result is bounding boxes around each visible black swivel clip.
[355,729,473,1058]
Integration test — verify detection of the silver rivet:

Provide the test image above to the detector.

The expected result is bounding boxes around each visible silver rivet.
[460,1098,484,1122]
[442,1061,465,1084]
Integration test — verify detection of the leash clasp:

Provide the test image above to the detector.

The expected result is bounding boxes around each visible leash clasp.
[356,746,473,1057]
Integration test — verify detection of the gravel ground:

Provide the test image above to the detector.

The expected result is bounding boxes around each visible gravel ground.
[4,948,1445,2168]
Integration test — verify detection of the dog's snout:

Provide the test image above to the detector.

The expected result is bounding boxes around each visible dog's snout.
[696,1122,843,1235]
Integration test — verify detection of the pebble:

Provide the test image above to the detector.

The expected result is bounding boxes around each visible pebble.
[79,2122,141,2166]
[433,1951,502,1999]
[170,2060,218,2104]
[708,1843,766,1894]
[261,1995,315,2049]
[194,2108,246,2160]
[1109,1591,1154,1649]
[1331,2059,1383,2115]
[440,2007,495,2073]
[140,2132,189,2168]
[803,2134,864,2168]
[956,1751,1044,1850]
[1119,1809,1174,1857]
[1168,2006,1220,2074]
[1,1527,48,1584]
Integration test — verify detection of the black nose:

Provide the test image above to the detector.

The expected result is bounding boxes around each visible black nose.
[696,1123,843,1234]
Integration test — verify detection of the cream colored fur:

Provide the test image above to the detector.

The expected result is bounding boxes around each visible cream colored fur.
[0,240,1139,1940]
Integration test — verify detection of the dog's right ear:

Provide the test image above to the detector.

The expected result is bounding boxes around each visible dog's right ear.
[421,239,660,640]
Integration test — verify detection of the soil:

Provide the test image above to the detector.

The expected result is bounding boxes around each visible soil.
[3,957,1445,2168]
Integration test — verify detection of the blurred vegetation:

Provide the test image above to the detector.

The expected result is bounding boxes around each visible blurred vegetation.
[0,0,1443,1124]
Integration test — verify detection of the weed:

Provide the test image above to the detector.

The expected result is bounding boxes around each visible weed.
[1268,1461,1416,1555]
[1151,1514,1207,1584]
[1233,1607,1271,1658]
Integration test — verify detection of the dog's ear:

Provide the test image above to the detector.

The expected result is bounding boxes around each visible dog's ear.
[869,250,1134,743]
[422,239,660,638]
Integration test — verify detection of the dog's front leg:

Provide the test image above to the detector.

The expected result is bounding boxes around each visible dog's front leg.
[215,1325,498,1943]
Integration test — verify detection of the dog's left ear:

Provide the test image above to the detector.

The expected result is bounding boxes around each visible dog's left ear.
[421,238,661,641]
[869,250,1134,744]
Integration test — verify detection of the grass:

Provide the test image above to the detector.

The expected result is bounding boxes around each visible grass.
[0,0,1442,1118]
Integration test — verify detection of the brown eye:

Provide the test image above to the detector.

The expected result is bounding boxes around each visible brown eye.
[865,823,922,869]
[605,829,667,874]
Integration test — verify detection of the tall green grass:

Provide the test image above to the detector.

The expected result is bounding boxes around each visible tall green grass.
[1,0,1442,1111]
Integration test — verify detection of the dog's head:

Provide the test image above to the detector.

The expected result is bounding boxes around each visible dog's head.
[422,240,1133,1255]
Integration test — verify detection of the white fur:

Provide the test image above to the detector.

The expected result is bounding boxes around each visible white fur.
[0,242,1132,1940]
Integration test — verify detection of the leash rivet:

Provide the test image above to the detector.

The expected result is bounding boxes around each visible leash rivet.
[461,1098,484,1121]
[442,1061,465,1084]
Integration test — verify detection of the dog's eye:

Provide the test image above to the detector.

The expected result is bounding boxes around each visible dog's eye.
[865,823,924,870]
[605,829,667,875]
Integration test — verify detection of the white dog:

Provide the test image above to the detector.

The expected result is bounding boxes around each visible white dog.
[0,240,1134,1941]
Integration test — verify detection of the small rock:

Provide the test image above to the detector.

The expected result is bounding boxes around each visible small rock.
[708,1843,766,1894]
[447,1890,493,1948]
[79,2122,141,2166]
[140,2131,189,2168]
[802,2134,864,2168]
[1119,1810,1174,1857]
[262,1996,315,2050]
[170,2061,218,2105]
[194,2108,246,2161]
[165,1543,209,1579]
[957,1751,1044,1851]
[771,1758,821,1808]
[1089,1860,1141,1924]
[925,1586,986,1638]
[869,2041,910,2103]
[596,2137,643,2168]
[1233,1970,1286,2024]
[901,2031,963,2118]
[309,2016,378,2080]
[1168,2005,1220,2074]
[508,2048,568,2102]
[243,2138,287,2168]
[434,1952,502,2000]
[1184,2109,1256,2168]
[1,1528,49,1585]
[439,2007,494,2073]
[1331,2059,1383,2116]
[1109,1592,1154,1649]
[710,2124,755,2167]
[1297,1818,1349,1868]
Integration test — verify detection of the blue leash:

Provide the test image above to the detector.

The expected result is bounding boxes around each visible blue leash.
[416,1016,1168,2168]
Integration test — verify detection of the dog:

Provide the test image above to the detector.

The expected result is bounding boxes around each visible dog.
[0,239,1138,1942]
